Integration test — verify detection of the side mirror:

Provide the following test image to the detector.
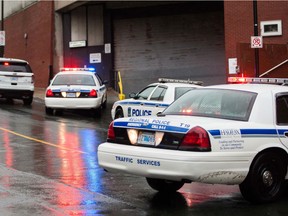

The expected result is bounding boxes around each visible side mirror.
[129,92,137,99]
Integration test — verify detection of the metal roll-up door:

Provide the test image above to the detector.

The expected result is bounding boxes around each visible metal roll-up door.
[113,11,225,94]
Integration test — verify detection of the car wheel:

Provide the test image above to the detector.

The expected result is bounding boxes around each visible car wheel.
[45,107,53,115]
[23,97,33,105]
[146,178,184,192]
[115,108,124,119]
[55,109,63,116]
[102,96,107,109]
[239,151,287,203]
[92,107,101,117]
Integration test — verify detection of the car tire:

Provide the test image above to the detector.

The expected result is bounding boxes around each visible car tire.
[239,151,287,203]
[92,107,101,117]
[115,108,124,119]
[146,178,184,192]
[45,107,53,115]
[55,109,63,116]
[23,97,33,105]
[102,96,107,109]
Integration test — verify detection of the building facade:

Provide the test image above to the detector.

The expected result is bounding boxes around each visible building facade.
[1,1,288,93]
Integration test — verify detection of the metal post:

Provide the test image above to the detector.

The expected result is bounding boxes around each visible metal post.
[0,0,4,57]
[253,0,259,77]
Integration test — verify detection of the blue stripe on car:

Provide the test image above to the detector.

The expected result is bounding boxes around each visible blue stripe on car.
[114,121,189,133]
[208,129,288,139]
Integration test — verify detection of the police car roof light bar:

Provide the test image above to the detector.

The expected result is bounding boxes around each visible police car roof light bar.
[228,77,288,85]
[158,78,203,85]
[60,67,95,72]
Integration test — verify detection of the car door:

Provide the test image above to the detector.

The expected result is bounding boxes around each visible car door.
[94,73,107,99]
[147,85,168,116]
[276,93,288,148]
[128,85,157,117]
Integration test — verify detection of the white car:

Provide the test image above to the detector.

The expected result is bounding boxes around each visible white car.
[45,67,107,116]
[111,78,203,119]
[98,77,288,203]
[0,57,34,105]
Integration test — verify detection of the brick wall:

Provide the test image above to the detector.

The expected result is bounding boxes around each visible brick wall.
[4,1,54,88]
[225,1,288,78]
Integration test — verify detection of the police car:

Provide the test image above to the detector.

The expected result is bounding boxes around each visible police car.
[98,77,288,203]
[0,58,34,105]
[111,78,203,119]
[45,67,107,116]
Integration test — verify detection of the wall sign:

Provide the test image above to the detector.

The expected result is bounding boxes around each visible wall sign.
[90,53,101,63]
[251,36,263,48]
[69,40,86,48]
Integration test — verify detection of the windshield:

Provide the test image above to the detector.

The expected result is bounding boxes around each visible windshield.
[163,89,257,121]
[52,74,96,86]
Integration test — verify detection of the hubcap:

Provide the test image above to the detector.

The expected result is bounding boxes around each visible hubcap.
[262,170,273,187]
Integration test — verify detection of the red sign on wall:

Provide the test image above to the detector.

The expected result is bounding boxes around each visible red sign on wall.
[251,36,263,48]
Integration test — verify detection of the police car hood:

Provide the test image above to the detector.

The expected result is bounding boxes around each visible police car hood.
[113,115,241,134]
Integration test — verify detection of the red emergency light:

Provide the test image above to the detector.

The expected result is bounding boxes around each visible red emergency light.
[60,67,95,72]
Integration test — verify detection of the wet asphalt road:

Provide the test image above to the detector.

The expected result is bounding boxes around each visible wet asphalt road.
[0,92,288,216]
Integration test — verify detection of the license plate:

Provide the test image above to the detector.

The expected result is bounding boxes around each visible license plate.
[11,77,18,81]
[66,92,76,98]
[137,132,155,145]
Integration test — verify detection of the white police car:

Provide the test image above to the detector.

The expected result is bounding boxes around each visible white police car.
[111,78,203,119]
[0,58,34,105]
[98,77,288,203]
[45,67,107,116]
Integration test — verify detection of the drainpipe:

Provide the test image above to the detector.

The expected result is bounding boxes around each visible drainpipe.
[253,0,259,77]
[0,0,3,57]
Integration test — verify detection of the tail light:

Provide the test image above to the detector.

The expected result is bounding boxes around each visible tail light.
[179,126,211,151]
[31,75,35,84]
[46,89,54,97]
[107,121,115,141]
[89,89,97,97]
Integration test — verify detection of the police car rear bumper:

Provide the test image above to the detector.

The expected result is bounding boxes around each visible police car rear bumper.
[0,88,34,99]
[45,97,102,109]
[98,142,253,185]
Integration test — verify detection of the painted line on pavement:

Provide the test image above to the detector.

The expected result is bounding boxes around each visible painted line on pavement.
[0,127,87,154]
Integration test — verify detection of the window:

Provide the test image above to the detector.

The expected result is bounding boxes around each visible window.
[52,74,96,86]
[137,86,156,100]
[0,62,32,73]
[71,7,86,42]
[260,20,282,37]
[150,86,167,101]
[276,95,288,125]
[71,5,104,47]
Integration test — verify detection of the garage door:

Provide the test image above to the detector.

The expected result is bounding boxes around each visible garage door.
[113,9,225,94]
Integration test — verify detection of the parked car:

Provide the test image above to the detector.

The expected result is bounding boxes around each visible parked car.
[111,78,203,119]
[98,77,288,203]
[0,57,34,105]
[45,67,107,116]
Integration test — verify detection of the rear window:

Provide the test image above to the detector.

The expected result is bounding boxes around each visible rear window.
[0,62,32,73]
[163,89,257,121]
[52,74,96,86]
